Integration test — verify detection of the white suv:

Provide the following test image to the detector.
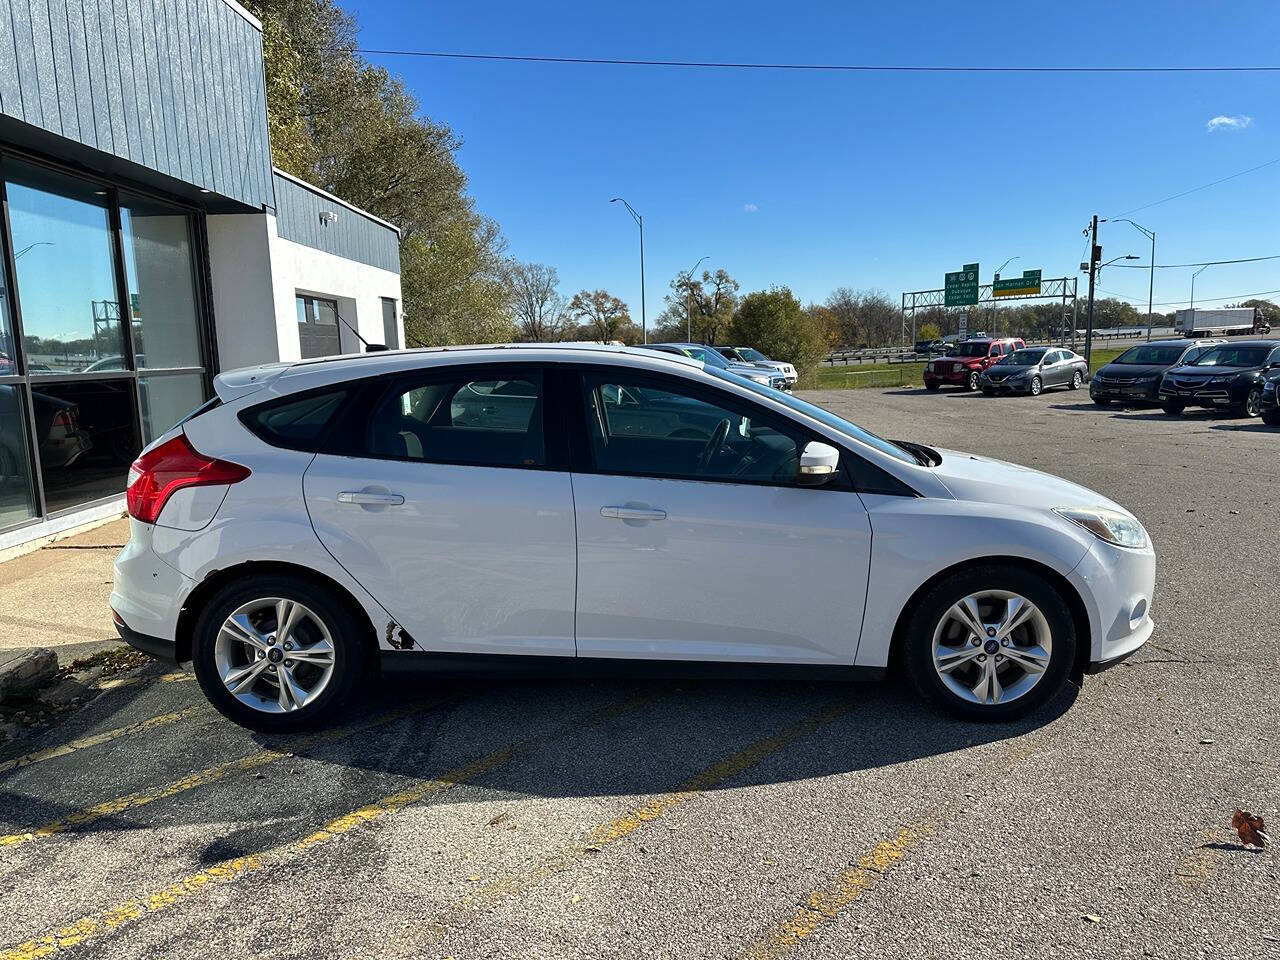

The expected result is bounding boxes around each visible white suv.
[112,344,1155,731]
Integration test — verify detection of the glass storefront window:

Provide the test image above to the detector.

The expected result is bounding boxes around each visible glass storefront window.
[5,161,125,374]
[0,385,39,527]
[139,373,207,443]
[32,379,139,514]
[120,194,203,370]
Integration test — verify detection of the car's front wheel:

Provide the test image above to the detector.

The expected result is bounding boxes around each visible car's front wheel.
[903,564,1076,721]
[1029,375,1043,396]
[1239,385,1262,418]
[1162,400,1184,416]
[967,370,980,391]
[1263,410,1280,426]
[192,575,367,732]
[1092,396,1111,406]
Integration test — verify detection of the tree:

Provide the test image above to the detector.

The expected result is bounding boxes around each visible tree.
[824,288,900,348]
[569,290,635,343]
[1232,299,1280,326]
[917,322,942,341]
[728,287,827,379]
[246,0,512,346]
[657,269,740,344]
[508,262,569,342]
[805,305,841,351]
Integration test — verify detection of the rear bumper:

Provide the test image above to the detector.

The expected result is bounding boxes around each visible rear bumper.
[113,616,178,663]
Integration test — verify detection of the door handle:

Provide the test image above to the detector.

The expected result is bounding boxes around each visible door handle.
[601,505,666,521]
[337,491,405,506]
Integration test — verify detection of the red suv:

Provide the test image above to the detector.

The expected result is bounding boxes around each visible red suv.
[923,338,1026,391]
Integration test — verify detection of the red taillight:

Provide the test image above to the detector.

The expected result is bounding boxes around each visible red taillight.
[51,410,74,430]
[126,434,250,525]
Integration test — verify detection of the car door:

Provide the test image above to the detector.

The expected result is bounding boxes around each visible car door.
[568,366,872,665]
[303,364,577,657]
[1038,350,1061,386]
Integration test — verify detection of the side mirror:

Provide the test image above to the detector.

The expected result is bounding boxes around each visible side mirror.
[798,441,840,486]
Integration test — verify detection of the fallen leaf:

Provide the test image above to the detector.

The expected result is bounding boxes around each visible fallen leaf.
[1231,809,1270,848]
[570,893,581,904]
[1083,914,1102,924]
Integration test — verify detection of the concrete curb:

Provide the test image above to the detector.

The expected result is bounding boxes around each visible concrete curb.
[0,648,58,703]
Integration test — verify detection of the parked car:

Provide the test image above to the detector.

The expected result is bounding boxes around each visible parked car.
[1260,366,1280,426]
[0,388,93,476]
[980,347,1088,397]
[1157,340,1280,418]
[643,343,789,391]
[924,338,1026,391]
[913,338,946,356]
[113,344,1155,732]
[718,346,799,387]
[1090,339,1224,406]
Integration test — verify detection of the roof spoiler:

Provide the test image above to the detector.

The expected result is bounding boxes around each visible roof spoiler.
[212,363,292,403]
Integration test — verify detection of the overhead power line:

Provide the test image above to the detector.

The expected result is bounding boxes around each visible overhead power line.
[1109,254,1280,269]
[1108,156,1280,218]
[357,50,1280,74]
[1095,286,1280,307]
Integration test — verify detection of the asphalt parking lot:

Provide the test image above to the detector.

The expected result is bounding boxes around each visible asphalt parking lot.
[1,387,1277,960]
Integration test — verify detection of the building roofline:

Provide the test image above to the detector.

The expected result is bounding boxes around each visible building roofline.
[271,167,402,237]
[219,0,262,30]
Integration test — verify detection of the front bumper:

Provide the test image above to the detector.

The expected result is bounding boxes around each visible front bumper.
[1158,381,1240,408]
[924,367,977,385]
[981,378,1031,394]
[1090,379,1160,402]
[1066,536,1156,668]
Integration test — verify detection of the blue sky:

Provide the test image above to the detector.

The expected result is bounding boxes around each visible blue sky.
[349,0,1280,321]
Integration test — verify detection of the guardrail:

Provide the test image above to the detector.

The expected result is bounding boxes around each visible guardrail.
[823,328,1180,365]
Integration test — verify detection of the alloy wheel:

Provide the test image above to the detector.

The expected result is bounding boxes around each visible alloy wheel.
[214,598,337,714]
[1244,387,1262,417]
[1071,371,1082,389]
[931,590,1053,706]
[1030,376,1042,396]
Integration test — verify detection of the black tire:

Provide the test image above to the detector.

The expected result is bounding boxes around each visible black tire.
[192,575,368,733]
[902,564,1077,722]
[967,370,980,391]
[981,387,994,397]
[1162,400,1184,416]
[1092,397,1111,407]
[925,382,940,392]
[1239,386,1262,419]
[1069,371,1083,390]
[1029,375,1042,397]
[1262,410,1280,427]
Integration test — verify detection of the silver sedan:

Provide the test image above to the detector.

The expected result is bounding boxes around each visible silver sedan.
[980,347,1089,397]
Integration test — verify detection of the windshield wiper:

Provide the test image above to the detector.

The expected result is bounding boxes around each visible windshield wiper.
[892,440,941,467]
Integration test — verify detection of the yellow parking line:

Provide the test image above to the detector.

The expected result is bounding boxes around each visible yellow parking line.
[0,708,206,776]
[0,693,654,960]
[739,826,928,960]
[427,702,854,933]
[95,671,194,691]
[0,699,439,849]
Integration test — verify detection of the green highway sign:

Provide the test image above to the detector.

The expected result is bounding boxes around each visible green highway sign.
[993,268,1042,298]
[944,263,979,306]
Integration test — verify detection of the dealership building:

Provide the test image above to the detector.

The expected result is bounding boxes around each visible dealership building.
[0,0,402,549]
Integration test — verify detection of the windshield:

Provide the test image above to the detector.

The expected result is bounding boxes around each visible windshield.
[706,367,919,466]
[999,349,1046,366]
[1113,344,1187,365]
[1188,345,1270,368]
[949,342,990,357]
[678,346,731,369]
[737,347,769,362]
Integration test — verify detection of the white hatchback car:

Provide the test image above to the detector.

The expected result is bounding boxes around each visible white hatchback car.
[112,344,1155,731]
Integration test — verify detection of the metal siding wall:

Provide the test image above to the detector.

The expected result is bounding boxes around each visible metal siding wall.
[272,171,401,274]
[0,0,273,209]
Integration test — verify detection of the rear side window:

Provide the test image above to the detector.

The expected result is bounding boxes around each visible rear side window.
[240,388,348,452]
[361,371,545,468]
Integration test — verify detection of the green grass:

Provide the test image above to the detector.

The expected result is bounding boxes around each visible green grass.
[806,346,1128,391]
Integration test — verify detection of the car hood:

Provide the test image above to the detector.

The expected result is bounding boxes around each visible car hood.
[1096,362,1170,378]
[930,447,1128,514]
[727,363,780,378]
[1166,363,1262,378]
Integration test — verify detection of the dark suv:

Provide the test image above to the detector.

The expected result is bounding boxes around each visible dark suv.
[924,338,1026,391]
[1158,340,1280,418]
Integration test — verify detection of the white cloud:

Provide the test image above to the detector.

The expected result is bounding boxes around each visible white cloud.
[1206,114,1252,132]
[743,203,759,213]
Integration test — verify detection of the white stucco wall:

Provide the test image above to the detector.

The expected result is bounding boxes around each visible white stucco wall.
[205,212,403,373]
[266,216,403,362]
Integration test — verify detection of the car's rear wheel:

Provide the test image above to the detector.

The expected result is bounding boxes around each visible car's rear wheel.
[1162,400,1184,416]
[967,370,980,391]
[192,575,367,732]
[1069,371,1083,390]
[903,564,1076,722]
[1029,375,1043,396]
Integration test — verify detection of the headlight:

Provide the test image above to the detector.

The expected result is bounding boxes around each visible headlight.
[1053,507,1148,549]
[1209,374,1234,384]
[747,374,771,385]
[926,362,935,371]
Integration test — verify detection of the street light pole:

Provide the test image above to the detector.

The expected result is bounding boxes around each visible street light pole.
[683,255,708,342]
[1190,263,1209,311]
[611,198,647,343]
[991,256,1018,330]
[1103,219,1156,340]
